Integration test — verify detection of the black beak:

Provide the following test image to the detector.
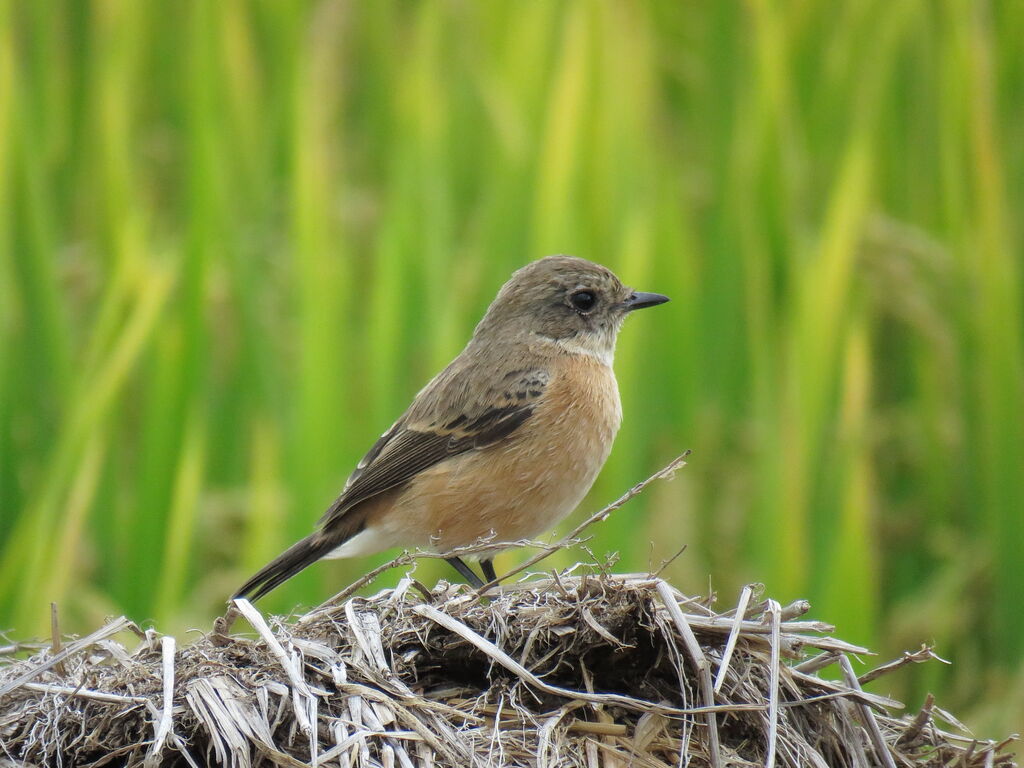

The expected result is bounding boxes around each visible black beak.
[623,291,670,311]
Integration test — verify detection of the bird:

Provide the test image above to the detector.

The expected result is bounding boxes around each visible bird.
[235,255,669,601]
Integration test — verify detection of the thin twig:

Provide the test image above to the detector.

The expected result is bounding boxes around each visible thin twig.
[858,646,948,686]
[50,602,66,677]
[479,452,691,592]
[652,543,688,578]
[301,536,556,623]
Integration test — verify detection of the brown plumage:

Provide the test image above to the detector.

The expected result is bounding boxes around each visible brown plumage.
[235,255,668,600]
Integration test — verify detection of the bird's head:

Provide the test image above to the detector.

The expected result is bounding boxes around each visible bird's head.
[472,255,669,364]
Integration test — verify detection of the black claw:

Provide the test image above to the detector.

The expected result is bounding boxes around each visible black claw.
[481,559,498,584]
[446,557,484,588]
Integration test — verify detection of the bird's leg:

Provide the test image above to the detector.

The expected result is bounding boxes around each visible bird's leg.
[481,558,498,584]
[446,557,484,588]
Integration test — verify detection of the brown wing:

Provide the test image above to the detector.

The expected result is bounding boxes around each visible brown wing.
[236,364,550,601]
[317,366,549,530]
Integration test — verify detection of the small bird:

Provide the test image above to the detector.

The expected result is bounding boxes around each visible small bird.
[235,255,668,600]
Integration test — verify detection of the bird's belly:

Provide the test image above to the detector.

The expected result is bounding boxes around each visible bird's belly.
[382,359,622,552]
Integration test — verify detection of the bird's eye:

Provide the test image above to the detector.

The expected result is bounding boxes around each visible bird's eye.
[569,290,597,312]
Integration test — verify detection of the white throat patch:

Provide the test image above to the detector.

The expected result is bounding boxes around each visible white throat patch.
[539,330,616,367]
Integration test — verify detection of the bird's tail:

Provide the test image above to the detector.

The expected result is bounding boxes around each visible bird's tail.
[234,533,337,602]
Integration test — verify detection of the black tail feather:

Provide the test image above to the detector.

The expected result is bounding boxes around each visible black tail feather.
[234,534,336,602]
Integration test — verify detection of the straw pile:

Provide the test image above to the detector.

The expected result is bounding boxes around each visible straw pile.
[0,458,1017,766]
[0,571,1015,767]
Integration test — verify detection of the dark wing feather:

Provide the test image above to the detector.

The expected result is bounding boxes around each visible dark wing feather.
[317,367,548,530]
[344,419,405,490]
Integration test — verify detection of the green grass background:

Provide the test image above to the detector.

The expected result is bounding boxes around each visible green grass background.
[2,0,1022,739]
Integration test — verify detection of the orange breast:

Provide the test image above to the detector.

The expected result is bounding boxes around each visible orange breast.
[373,355,622,552]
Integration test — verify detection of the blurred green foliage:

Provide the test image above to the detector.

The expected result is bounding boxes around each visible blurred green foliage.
[1,0,1022,738]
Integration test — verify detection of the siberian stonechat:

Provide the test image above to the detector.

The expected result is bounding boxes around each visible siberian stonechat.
[236,255,668,599]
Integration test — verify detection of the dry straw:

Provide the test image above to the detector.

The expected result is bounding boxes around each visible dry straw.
[0,456,1016,767]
